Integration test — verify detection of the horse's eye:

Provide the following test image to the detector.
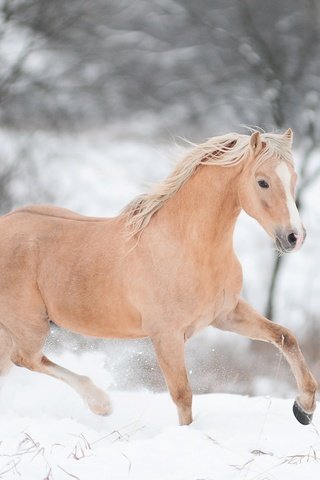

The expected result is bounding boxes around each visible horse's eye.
[258,180,269,189]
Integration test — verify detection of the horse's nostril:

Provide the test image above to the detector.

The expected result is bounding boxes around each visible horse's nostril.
[288,232,297,246]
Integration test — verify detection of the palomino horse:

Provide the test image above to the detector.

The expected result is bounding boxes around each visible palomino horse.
[0,129,316,425]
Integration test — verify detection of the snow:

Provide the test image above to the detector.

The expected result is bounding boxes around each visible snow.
[0,352,319,480]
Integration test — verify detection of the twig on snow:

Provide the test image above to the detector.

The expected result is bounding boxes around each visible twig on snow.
[0,458,21,477]
[57,465,80,480]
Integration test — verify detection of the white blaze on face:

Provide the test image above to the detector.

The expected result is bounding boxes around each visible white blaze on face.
[275,162,304,249]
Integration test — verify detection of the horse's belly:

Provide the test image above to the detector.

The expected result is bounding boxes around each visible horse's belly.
[45,286,147,339]
[51,308,147,339]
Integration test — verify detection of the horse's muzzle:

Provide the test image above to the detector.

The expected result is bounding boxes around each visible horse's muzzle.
[275,227,306,253]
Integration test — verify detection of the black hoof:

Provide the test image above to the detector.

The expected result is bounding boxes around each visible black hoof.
[293,401,313,425]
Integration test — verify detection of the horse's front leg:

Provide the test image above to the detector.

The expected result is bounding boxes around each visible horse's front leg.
[151,332,192,425]
[215,298,317,425]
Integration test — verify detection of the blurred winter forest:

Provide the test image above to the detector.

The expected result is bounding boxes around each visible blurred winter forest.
[1,0,320,397]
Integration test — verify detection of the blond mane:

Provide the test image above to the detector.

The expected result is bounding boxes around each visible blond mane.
[122,131,293,237]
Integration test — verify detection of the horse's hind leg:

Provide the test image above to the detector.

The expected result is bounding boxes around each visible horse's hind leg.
[14,350,111,416]
[27,355,112,416]
[11,317,111,416]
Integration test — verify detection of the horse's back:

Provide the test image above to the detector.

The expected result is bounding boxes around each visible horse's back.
[0,205,111,263]
[0,204,116,299]
[4,205,108,222]
[0,205,125,279]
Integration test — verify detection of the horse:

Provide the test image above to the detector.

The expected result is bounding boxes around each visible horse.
[0,129,316,426]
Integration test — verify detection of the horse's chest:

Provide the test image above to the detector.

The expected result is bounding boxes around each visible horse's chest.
[184,286,237,338]
[181,254,242,337]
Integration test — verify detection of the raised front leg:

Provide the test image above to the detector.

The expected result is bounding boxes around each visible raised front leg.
[215,298,317,425]
[151,332,192,425]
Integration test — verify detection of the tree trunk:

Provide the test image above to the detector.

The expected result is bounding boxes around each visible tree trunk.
[265,254,283,320]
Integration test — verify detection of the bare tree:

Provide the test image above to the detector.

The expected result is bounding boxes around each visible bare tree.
[234,0,320,319]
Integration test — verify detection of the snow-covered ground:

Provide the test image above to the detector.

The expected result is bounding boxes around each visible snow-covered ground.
[0,352,319,480]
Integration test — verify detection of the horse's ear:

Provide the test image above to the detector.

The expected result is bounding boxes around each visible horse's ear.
[283,128,293,145]
[249,131,263,153]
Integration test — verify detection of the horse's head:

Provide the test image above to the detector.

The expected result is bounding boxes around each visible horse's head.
[238,129,305,253]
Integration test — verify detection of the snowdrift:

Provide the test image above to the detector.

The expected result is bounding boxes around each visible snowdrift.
[0,353,319,479]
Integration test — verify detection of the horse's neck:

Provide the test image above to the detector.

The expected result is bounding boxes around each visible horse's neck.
[159,164,242,250]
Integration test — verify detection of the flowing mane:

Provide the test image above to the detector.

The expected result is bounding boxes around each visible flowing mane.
[122,131,293,237]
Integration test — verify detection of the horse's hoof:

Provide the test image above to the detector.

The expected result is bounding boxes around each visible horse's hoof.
[86,391,112,416]
[293,401,313,425]
[88,400,112,416]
